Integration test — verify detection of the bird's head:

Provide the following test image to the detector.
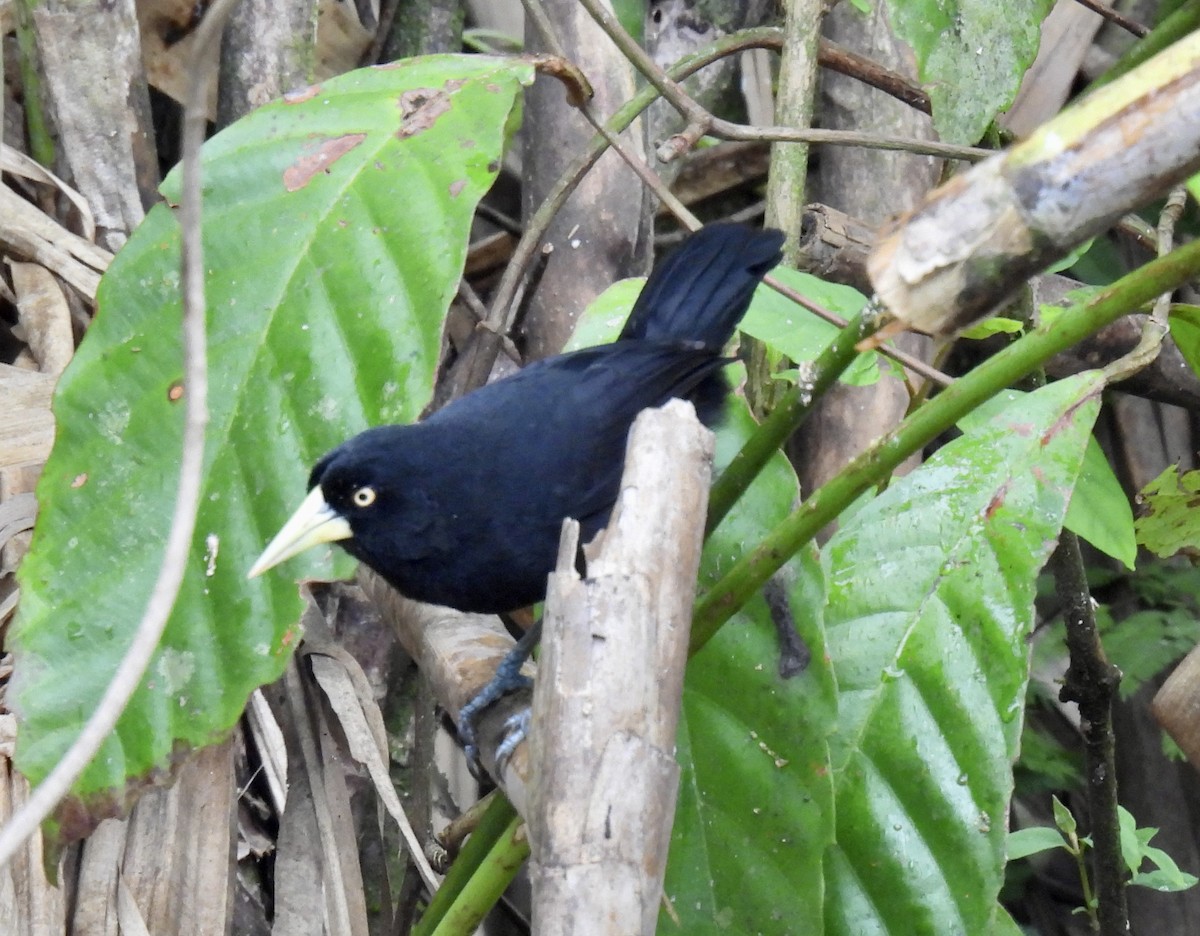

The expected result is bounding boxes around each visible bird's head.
[247,439,390,579]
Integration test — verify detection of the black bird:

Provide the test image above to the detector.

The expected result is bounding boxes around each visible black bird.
[250,224,784,751]
[250,223,783,601]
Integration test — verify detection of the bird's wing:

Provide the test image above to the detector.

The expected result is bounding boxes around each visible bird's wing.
[481,343,722,529]
[403,342,722,607]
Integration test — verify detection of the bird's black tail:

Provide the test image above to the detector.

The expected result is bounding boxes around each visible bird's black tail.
[619,223,785,351]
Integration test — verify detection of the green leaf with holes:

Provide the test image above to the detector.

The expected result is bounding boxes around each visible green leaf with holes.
[11,55,533,846]
[1135,464,1200,558]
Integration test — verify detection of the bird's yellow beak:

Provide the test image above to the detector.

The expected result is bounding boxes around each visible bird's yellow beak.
[247,486,353,578]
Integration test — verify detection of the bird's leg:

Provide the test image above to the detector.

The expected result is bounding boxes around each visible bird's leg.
[458,618,542,769]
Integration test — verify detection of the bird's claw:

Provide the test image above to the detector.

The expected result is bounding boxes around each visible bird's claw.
[457,670,533,778]
[494,708,531,770]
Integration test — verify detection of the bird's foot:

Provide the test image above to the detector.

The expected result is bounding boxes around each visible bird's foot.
[458,668,533,772]
[458,619,542,775]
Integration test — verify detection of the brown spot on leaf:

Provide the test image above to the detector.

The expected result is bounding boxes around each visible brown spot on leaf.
[284,85,321,104]
[283,134,367,191]
[396,87,451,139]
[985,481,1011,519]
[168,381,185,402]
[1041,387,1103,445]
[71,473,87,489]
[449,179,467,198]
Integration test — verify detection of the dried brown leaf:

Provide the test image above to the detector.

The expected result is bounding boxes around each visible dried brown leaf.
[9,261,73,377]
[0,186,111,302]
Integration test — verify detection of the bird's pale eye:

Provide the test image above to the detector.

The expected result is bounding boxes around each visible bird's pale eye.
[352,486,377,507]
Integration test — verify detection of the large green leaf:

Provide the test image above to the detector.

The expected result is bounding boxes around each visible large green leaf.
[666,398,835,933]
[821,372,1101,934]
[886,0,1055,144]
[10,55,533,842]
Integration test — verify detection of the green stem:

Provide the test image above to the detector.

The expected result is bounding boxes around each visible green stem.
[1071,835,1101,930]
[1088,0,1200,91]
[692,235,1200,652]
[14,0,55,168]
[413,793,525,936]
[747,0,823,416]
[707,306,883,534]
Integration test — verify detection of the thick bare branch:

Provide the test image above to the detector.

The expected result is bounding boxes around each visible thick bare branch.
[529,399,712,934]
[869,33,1200,335]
